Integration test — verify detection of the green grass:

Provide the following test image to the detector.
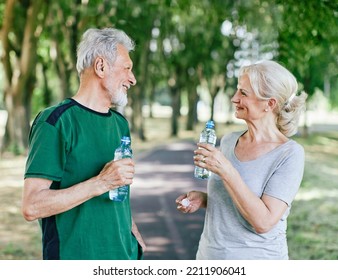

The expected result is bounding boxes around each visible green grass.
[287,132,338,259]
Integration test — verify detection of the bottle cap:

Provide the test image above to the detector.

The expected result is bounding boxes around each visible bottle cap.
[181,198,190,207]
[206,120,214,129]
[121,136,131,143]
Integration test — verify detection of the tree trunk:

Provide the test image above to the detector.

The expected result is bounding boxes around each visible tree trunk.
[1,0,46,153]
[132,87,146,141]
[3,92,31,154]
[209,74,224,122]
[131,39,150,141]
[186,82,198,131]
[170,85,180,137]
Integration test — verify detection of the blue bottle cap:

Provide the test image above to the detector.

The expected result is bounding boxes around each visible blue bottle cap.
[121,136,131,143]
[206,120,214,129]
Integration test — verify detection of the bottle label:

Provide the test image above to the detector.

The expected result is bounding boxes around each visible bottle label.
[195,124,216,179]
[110,138,132,201]
[199,131,217,145]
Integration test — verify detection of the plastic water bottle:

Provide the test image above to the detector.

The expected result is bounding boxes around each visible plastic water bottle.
[194,120,217,179]
[109,136,133,202]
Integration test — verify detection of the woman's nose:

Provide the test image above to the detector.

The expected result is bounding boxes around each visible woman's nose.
[231,90,239,103]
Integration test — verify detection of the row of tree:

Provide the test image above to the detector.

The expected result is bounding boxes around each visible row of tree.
[0,0,337,154]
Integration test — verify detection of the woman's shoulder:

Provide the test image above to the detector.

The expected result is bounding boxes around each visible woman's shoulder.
[220,130,246,146]
[286,139,305,156]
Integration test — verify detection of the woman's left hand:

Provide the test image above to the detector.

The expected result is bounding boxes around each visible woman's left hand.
[194,143,231,179]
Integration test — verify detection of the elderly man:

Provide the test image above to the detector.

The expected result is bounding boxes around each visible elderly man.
[22,27,145,260]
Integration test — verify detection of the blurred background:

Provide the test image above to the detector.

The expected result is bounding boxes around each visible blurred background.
[0,0,337,260]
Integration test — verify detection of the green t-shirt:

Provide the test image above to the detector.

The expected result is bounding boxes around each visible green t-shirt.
[25,98,140,260]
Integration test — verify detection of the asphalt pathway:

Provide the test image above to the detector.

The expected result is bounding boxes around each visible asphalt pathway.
[131,140,208,260]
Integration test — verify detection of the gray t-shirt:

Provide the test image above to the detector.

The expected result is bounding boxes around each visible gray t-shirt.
[196,131,305,260]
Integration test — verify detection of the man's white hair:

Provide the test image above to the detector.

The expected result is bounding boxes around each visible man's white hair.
[76,28,135,75]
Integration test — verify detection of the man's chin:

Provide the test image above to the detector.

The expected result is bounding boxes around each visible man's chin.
[118,100,128,107]
[111,96,128,108]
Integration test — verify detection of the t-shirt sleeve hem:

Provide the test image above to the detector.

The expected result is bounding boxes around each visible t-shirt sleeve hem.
[263,192,291,206]
[24,173,62,182]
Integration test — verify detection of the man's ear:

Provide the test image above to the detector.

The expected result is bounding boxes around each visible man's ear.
[94,57,105,78]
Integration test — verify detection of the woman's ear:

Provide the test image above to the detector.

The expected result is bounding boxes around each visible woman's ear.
[268,98,277,111]
[94,57,105,78]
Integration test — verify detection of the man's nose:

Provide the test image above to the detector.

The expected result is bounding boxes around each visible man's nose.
[129,72,137,86]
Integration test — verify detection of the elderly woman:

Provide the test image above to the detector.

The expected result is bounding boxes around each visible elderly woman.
[176,60,307,260]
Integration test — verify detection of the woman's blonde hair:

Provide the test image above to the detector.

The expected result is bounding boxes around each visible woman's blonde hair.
[239,60,307,137]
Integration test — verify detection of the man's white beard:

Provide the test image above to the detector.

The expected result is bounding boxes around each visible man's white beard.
[111,89,128,107]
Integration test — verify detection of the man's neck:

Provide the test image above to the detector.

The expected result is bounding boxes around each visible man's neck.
[73,73,111,113]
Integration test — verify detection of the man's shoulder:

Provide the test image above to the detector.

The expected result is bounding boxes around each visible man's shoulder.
[110,108,128,121]
[35,99,76,126]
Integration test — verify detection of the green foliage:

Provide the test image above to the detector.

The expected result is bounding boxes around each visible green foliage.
[274,0,338,97]
[0,0,337,144]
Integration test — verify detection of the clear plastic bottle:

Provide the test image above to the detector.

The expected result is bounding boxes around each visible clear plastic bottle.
[194,120,217,179]
[109,136,133,202]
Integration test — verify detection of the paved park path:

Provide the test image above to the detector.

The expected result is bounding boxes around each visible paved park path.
[131,140,208,260]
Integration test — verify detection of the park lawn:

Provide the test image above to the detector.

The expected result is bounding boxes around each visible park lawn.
[0,120,337,260]
[288,131,338,259]
[0,156,42,259]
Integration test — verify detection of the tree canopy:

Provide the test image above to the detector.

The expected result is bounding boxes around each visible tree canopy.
[0,0,337,153]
